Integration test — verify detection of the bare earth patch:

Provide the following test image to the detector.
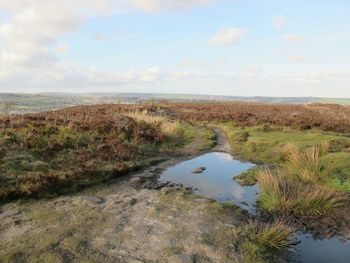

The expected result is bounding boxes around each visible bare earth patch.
[0,179,247,262]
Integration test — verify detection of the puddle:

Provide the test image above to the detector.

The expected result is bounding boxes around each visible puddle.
[290,232,350,263]
[159,152,257,213]
[159,151,350,262]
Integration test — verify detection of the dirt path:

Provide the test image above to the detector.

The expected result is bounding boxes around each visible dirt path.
[0,126,249,263]
[211,127,231,153]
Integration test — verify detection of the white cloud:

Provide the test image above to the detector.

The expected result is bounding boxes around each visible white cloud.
[209,27,246,46]
[0,1,83,68]
[128,0,210,11]
[273,15,285,29]
[283,33,304,42]
[289,55,306,63]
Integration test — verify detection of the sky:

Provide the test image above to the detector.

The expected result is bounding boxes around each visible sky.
[0,0,349,97]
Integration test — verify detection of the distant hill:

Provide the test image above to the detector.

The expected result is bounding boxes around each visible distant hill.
[0,93,349,114]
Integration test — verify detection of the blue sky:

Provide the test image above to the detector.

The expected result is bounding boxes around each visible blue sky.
[0,0,349,97]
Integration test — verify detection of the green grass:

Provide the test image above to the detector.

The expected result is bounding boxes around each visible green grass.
[221,124,350,164]
[234,166,261,186]
[219,123,350,216]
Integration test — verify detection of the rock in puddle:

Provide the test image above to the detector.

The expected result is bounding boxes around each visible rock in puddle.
[192,166,206,174]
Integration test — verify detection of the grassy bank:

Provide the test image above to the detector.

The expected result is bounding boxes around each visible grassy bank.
[220,123,350,217]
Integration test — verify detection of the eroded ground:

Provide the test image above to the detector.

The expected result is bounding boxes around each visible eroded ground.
[0,182,248,263]
[0,128,254,263]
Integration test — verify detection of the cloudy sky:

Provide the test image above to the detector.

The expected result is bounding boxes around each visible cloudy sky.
[0,0,349,97]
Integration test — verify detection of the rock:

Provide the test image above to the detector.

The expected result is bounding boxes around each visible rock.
[150,168,162,173]
[126,259,144,263]
[143,181,169,189]
[194,198,207,203]
[168,254,193,263]
[84,196,104,204]
[240,201,249,207]
[73,196,104,206]
[0,209,20,219]
[160,187,173,194]
[192,166,206,174]
[142,173,155,179]
[129,177,143,186]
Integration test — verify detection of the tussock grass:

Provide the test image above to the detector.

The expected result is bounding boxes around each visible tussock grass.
[246,219,296,253]
[257,168,348,215]
[283,143,331,182]
[240,219,296,262]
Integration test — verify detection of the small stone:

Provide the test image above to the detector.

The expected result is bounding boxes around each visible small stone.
[194,198,207,203]
[126,259,143,263]
[73,196,104,206]
[168,254,193,263]
[0,209,20,219]
[161,187,172,194]
[129,177,143,186]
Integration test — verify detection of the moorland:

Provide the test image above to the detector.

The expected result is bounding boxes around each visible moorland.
[1,101,350,262]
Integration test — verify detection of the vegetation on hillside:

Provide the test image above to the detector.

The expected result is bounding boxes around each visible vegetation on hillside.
[170,102,350,133]
[0,105,189,201]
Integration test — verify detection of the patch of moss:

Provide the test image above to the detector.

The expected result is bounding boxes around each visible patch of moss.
[234,166,260,186]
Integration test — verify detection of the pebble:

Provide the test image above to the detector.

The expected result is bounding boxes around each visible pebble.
[0,209,20,219]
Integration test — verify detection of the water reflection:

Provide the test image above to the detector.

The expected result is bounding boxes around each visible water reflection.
[291,232,350,263]
[159,152,350,262]
[159,152,258,213]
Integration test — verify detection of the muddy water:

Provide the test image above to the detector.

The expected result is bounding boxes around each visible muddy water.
[159,151,350,263]
[159,152,258,213]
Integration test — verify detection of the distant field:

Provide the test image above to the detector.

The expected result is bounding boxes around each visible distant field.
[1,93,350,114]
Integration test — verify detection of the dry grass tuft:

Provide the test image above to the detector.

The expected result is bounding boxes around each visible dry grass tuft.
[284,143,330,182]
[125,110,183,140]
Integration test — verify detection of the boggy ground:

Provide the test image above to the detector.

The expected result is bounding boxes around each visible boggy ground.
[219,123,350,240]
